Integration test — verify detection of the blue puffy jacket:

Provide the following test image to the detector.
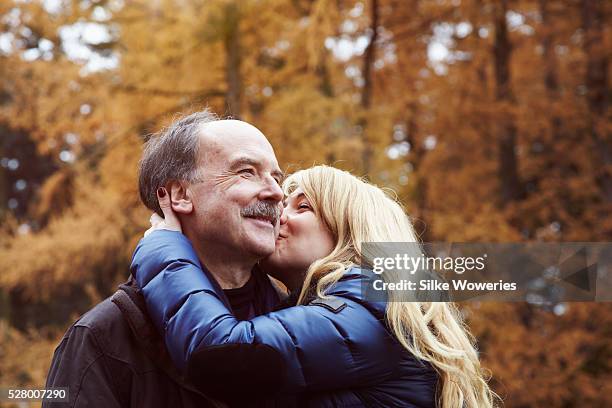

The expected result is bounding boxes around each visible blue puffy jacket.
[131,231,437,407]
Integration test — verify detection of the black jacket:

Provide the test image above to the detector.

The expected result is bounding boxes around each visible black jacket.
[43,278,226,408]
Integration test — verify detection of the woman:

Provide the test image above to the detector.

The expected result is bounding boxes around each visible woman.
[131,165,496,407]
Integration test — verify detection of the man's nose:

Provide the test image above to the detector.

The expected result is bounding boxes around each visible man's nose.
[258,176,284,203]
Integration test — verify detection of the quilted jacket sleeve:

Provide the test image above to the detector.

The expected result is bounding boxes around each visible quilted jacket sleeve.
[131,230,401,394]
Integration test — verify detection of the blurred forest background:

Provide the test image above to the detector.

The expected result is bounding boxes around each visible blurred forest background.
[0,0,610,406]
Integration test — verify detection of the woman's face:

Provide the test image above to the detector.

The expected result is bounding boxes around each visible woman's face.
[261,188,336,291]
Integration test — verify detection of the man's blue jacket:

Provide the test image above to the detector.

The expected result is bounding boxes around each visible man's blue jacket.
[131,230,437,407]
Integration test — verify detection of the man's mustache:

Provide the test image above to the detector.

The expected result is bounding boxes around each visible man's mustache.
[241,201,281,224]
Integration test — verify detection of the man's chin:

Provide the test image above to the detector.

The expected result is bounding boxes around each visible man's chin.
[245,237,276,259]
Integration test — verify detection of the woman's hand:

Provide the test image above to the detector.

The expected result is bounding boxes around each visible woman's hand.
[144,187,183,237]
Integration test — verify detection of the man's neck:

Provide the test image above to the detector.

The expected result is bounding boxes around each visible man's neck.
[187,234,256,289]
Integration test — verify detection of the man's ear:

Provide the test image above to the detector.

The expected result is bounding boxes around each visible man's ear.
[167,180,194,215]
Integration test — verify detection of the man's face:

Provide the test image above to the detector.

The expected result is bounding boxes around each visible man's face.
[188,120,283,259]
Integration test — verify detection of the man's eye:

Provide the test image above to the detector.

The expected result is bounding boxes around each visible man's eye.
[239,169,255,176]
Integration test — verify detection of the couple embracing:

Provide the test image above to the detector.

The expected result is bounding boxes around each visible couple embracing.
[45,110,496,407]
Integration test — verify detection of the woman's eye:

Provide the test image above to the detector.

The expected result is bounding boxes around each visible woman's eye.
[298,202,310,210]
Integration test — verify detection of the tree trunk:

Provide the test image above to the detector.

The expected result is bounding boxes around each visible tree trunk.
[582,0,612,202]
[315,54,336,163]
[0,132,5,221]
[224,2,242,119]
[493,0,524,204]
[539,0,560,98]
[404,101,431,240]
[0,289,10,324]
[539,0,562,156]
[360,0,379,175]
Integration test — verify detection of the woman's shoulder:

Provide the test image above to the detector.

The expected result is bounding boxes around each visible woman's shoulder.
[322,266,387,318]
[267,267,387,333]
[263,267,388,340]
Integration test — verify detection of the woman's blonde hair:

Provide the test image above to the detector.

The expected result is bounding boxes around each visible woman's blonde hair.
[283,165,498,408]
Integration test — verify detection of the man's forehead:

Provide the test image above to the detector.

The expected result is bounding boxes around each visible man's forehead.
[200,119,264,141]
[197,119,278,167]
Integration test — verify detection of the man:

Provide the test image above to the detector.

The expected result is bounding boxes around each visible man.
[44,110,287,407]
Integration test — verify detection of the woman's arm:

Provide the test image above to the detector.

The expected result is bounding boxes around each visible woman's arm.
[131,230,401,394]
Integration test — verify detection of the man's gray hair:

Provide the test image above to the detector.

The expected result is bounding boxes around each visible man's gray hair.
[139,109,217,216]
